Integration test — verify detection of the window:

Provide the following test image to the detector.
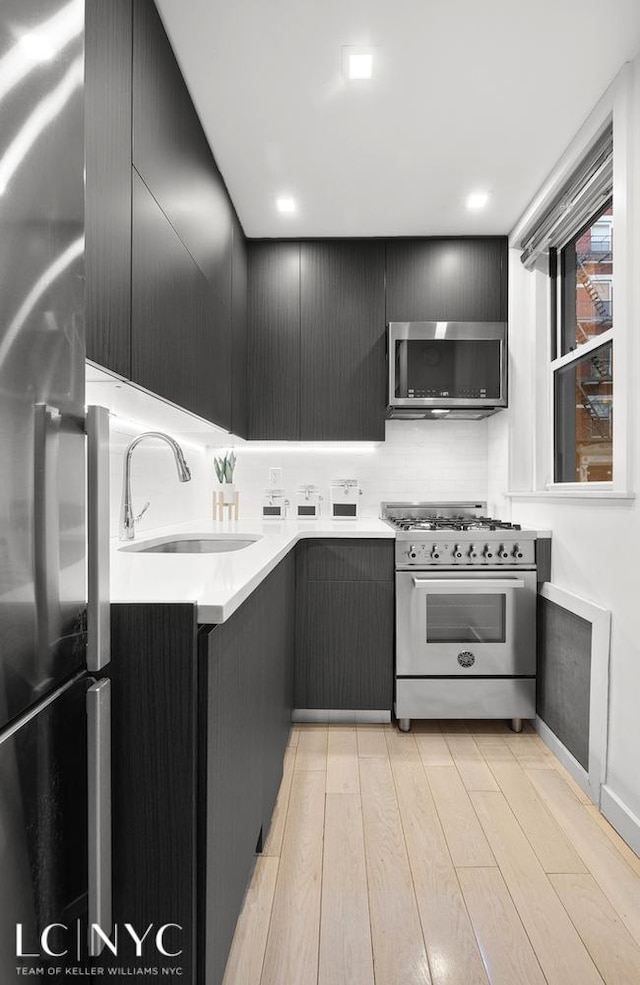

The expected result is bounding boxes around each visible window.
[553,201,613,483]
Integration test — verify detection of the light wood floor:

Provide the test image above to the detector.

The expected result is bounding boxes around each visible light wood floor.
[222,721,640,985]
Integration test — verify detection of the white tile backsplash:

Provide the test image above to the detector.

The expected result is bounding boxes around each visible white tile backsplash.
[224,420,489,518]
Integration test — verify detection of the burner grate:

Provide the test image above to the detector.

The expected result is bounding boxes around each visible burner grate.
[390,516,522,532]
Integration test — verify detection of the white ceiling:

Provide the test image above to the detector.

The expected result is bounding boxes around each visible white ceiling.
[155,0,640,238]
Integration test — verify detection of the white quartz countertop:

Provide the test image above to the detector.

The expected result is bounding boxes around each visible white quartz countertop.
[110,517,394,624]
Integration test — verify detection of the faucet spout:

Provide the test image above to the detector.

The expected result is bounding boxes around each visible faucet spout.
[120,431,192,540]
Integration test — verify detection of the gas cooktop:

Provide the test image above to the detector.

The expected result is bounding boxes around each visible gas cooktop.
[380,502,537,567]
[380,501,523,531]
[390,516,522,532]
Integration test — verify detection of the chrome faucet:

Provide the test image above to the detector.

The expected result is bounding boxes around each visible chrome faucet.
[120,431,191,540]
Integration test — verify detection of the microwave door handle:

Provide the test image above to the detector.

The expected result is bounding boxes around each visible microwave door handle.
[411,578,526,591]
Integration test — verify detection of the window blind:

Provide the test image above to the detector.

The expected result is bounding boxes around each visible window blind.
[518,123,613,269]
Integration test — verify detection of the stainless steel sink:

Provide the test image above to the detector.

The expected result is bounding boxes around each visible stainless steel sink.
[119,534,261,554]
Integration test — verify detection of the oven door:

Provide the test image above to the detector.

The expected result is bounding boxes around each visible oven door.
[396,570,536,676]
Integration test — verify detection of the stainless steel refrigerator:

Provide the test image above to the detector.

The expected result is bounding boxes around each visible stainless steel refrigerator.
[0,0,111,975]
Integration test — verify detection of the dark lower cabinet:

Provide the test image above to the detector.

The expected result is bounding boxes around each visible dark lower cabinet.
[108,552,295,985]
[202,551,295,985]
[295,540,394,711]
[109,603,199,979]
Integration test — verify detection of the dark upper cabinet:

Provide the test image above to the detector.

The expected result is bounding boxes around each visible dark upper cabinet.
[231,215,248,438]
[132,171,231,427]
[385,238,508,323]
[248,242,301,439]
[85,0,132,377]
[246,237,506,441]
[300,241,386,441]
[132,0,233,309]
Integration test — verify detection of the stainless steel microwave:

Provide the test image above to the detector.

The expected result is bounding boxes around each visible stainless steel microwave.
[387,321,508,420]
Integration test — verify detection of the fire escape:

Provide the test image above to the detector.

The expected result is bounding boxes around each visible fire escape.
[575,235,612,441]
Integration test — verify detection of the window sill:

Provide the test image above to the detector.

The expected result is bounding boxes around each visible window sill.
[506,489,635,501]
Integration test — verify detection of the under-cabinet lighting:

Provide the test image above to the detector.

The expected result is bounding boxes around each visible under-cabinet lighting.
[466,191,489,210]
[239,443,379,455]
[431,410,450,416]
[107,414,215,451]
[276,196,296,214]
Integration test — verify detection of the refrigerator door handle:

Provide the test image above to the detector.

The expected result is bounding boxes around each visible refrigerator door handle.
[34,403,62,662]
[86,405,110,671]
[87,678,112,956]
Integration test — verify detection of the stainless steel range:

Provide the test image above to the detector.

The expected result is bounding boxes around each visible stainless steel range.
[381,502,538,733]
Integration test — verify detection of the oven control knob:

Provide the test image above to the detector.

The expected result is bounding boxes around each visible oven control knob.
[468,545,478,559]
[453,544,463,559]
[513,544,524,559]
[483,545,494,559]
[408,545,419,559]
[431,545,440,560]
[498,545,510,559]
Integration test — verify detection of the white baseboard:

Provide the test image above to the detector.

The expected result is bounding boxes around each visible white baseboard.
[600,785,640,857]
[292,709,391,724]
[535,716,597,804]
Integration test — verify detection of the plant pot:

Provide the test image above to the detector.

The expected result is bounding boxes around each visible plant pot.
[221,482,236,505]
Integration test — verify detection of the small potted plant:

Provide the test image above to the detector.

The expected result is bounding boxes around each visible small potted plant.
[214,450,237,504]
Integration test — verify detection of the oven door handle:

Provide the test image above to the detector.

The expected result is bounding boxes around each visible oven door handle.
[411,577,526,590]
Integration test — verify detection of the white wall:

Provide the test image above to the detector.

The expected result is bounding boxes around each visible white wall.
[220,419,489,519]
[490,54,640,835]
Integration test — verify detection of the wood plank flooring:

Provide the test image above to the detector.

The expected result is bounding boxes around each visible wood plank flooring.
[223,721,640,985]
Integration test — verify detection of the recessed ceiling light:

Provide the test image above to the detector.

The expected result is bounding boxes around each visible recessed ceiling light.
[348,53,372,79]
[466,191,490,210]
[342,46,375,81]
[276,196,296,214]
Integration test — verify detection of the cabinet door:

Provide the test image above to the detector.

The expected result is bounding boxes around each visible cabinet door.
[261,551,295,829]
[300,241,386,440]
[386,238,508,323]
[85,0,132,377]
[248,242,301,439]
[295,580,394,710]
[231,214,248,438]
[131,170,231,428]
[109,603,199,982]
[295,540,394,711]
[132,0,233,308]
[204,611,265,985]
[204,553,294,985]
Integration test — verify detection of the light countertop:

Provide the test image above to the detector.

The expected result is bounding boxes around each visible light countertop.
[110,517,394,624]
